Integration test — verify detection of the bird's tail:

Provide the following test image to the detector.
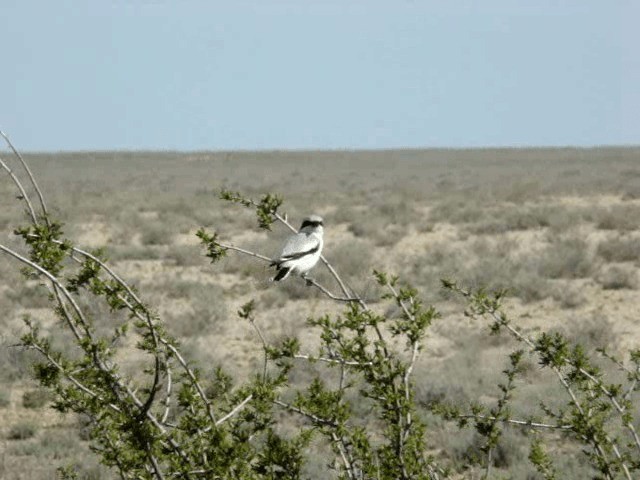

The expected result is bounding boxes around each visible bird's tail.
[272,267,291,282]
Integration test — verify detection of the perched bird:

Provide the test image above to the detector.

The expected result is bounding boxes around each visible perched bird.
[270,215,324,282]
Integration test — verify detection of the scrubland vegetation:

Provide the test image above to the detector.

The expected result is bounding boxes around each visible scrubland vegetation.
[1,146,639,478]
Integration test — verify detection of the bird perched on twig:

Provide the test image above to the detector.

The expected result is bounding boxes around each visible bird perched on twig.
[270,215,324,282]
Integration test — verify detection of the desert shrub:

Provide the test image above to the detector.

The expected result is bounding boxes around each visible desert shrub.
[0,388,10,407]
[140,220,168,246]
[258,288,288,310]
[466,204,552,235]
[109,245,163,261]
[5,282,52,309]
[536,235,595,279]
[348,196,421,246]
[430,201,590,236]
[331,202,364,225]
[161,280,228,337]
[168,244,203,266]
[324,237,378,298]
[273,274,325,300]
[22,388,51,409]
[550,282,588,309]
[413,238,550,303]
[8,422,37,440]
[33,429,82,459]
[565,312,617,352]
[597,235,640,262]
[595,204,640,231]
[596,264,639,290]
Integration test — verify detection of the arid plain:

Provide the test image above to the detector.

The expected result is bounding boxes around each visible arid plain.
[1,148,639,478]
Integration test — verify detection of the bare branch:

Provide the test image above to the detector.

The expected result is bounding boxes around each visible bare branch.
[457,414,572,431]
[1,130,49,220]
[160,339,217,424]
[161,363,173,424]
[0,156,38,224]
[274,399,357,480]
[248,315,268,381]
[293,353,372,367]
[214,394,253,427]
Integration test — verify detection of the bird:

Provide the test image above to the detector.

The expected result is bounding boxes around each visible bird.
[270,214,324,282]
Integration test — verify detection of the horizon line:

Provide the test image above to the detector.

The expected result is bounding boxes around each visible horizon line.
[14,143,640,155]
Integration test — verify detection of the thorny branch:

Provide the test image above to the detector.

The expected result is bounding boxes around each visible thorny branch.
[450,282,635,480]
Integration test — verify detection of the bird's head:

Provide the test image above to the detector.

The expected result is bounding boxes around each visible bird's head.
[299,214,324,235]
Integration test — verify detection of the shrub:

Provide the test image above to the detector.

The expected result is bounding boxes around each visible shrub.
[596,235,640,263]
[22,389,51,409]
[595,204,640,231]
[0,388,10,407]
[140,221,168,245]
[537,235,595,279]
[551,282,587,309]
[160,280,228,338]
[596,264,638,290]
[8,422,37,440]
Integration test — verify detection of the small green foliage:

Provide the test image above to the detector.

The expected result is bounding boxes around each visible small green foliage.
[56,465,80,480]
[196,227,228,263]
[66,256,101,293]
[535,332,569,368]
[255,193,283,230]
[528,437,557,480]
[267,337,300,361]
[254,429,311,479]
[220,189,283,230]
[14,222,71,277]
[237,300,256,320]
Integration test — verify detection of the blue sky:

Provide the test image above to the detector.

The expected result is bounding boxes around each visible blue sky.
[2,1,638,151]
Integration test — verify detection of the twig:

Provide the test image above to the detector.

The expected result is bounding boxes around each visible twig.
[483,448,492,479]
[274,399,357,480]
[160,339,217,425]
[455,414,572,430]
[214,394,253,427]
[1,130,49,220]
[304,276,361,302]
[26,342,122,413]
[0,156,38,224]
[217,241,272,263]
[162,364,173,424]
[292,354,372,367]
[248,315,269,381]
[148,452,165,480]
